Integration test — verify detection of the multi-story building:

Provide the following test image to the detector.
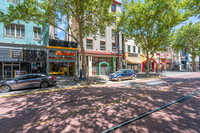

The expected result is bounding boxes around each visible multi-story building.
[0,0,49,79]
[67,0,123,76]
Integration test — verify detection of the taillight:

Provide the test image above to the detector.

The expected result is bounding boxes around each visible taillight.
[51,76,56,80]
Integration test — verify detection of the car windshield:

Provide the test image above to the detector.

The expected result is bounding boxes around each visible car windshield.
[114,70,123,74]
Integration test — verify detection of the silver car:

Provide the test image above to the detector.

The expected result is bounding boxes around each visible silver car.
[0,74,57,93]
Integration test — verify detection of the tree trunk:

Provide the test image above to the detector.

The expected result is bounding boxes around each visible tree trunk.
[192,55,196,71]
[146,49,150,76]
[78,22,88,81]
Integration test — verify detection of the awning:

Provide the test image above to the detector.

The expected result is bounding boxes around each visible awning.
[127,59,142,64]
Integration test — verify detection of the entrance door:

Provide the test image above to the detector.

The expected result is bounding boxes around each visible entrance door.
[3,62,20,79]
[4,65,11,79]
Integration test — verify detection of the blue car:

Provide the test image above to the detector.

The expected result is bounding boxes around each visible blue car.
[109,69,136,81]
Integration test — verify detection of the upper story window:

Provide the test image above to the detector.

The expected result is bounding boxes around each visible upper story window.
[138,47,141,53]
[112,29,115,39]
[100,41,105,51]
[128,45,131,53]
[133,46,136,53]
[112,43,116,51]
[100,28,105,37]
[33,27,41,40]
[86,39,93,50]
[5,24,25,39]
[111,4,116,12]
[7,0,22,4]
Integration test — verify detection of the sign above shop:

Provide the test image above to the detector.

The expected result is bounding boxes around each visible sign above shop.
[11,49,23,59]
[56,50,76,56]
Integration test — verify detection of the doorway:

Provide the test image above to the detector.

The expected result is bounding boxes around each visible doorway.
[2,62,20,79]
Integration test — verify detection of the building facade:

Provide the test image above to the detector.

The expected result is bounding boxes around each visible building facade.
[67,0,123,76]
[0,0,49,79]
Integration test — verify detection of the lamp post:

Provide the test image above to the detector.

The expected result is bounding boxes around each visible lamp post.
[117,28,120,71]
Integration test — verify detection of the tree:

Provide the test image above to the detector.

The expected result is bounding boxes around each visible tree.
[172,22,200,71]
[0,0,114,80]
[118,0,190,75]
[183,0,200,18]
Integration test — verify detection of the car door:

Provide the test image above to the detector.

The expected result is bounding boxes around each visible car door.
[14,75,31,89]
[122,70,128,79]
[27,75,42,88]
[127,70,133,78]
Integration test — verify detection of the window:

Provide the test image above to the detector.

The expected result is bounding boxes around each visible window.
[7,0,21,4]
[100,41,105,51]
[138,47,141,53]
[128,45,131,53]
[112,43,116,51]
[112,29,115,39]
[86,39,93,50]
[33,27,41,40]
[113,17,116,25]
[111,4,116,12]
[133,46,136,53]
[100,28,105,37]
[5,24,25,39]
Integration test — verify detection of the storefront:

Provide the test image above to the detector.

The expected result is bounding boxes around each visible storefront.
[142,58,157,72]
[46,46,78,77]
[126,56,142,73]
[0,46,46,79]
[79,50,122,76]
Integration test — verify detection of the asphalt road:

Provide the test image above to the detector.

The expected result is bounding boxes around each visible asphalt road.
[0,72,200,133]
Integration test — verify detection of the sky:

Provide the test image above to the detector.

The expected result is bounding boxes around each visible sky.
[57,1,200,40]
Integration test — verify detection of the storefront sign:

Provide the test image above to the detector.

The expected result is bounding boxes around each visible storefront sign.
[56,50,76,56]
[11,49,23,59]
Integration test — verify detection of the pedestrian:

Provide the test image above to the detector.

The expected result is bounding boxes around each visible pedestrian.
[80,69,83,79]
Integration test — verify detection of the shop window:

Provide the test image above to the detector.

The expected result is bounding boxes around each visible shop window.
[5,24,25,39]
[33,27,41,40]
[112,43,116,52]
[128,45,131,53]
[7,0,21,4]
[111,4,116,12]
[86,39,93,50]
[133,46,136,53]
[100,41,105,51]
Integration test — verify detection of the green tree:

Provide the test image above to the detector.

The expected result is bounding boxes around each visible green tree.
[172,22,200,71]
[183,0,200,18]
[118,0,190,75]
[0,0,114,80]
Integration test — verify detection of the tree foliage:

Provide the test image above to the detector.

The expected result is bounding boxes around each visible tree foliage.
[0,0,115,79]
[172,22,200,71]
[118,0,190,75]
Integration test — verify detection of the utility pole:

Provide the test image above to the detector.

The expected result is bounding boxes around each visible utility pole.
[117,28,120,71]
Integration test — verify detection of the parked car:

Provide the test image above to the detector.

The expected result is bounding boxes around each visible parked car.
[109,69,136,81]
[0,74,57,93]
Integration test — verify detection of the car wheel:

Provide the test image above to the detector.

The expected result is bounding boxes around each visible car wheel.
[131,75,136,80]
[40,81,49,88]
[0,85,11,93]
[117,77,122,82]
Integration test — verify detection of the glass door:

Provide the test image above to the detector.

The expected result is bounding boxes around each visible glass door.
[4,65,12,79]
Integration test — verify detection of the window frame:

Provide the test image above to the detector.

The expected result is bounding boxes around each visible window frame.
[5,24,25,39]
[111,4,116,12]
[112,43,116,51]
[100,41,106,51]
[128,45,131,53]
[86,39,93,50]
[33,27,41,41]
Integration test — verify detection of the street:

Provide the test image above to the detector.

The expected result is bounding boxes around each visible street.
[0,72,200,133]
